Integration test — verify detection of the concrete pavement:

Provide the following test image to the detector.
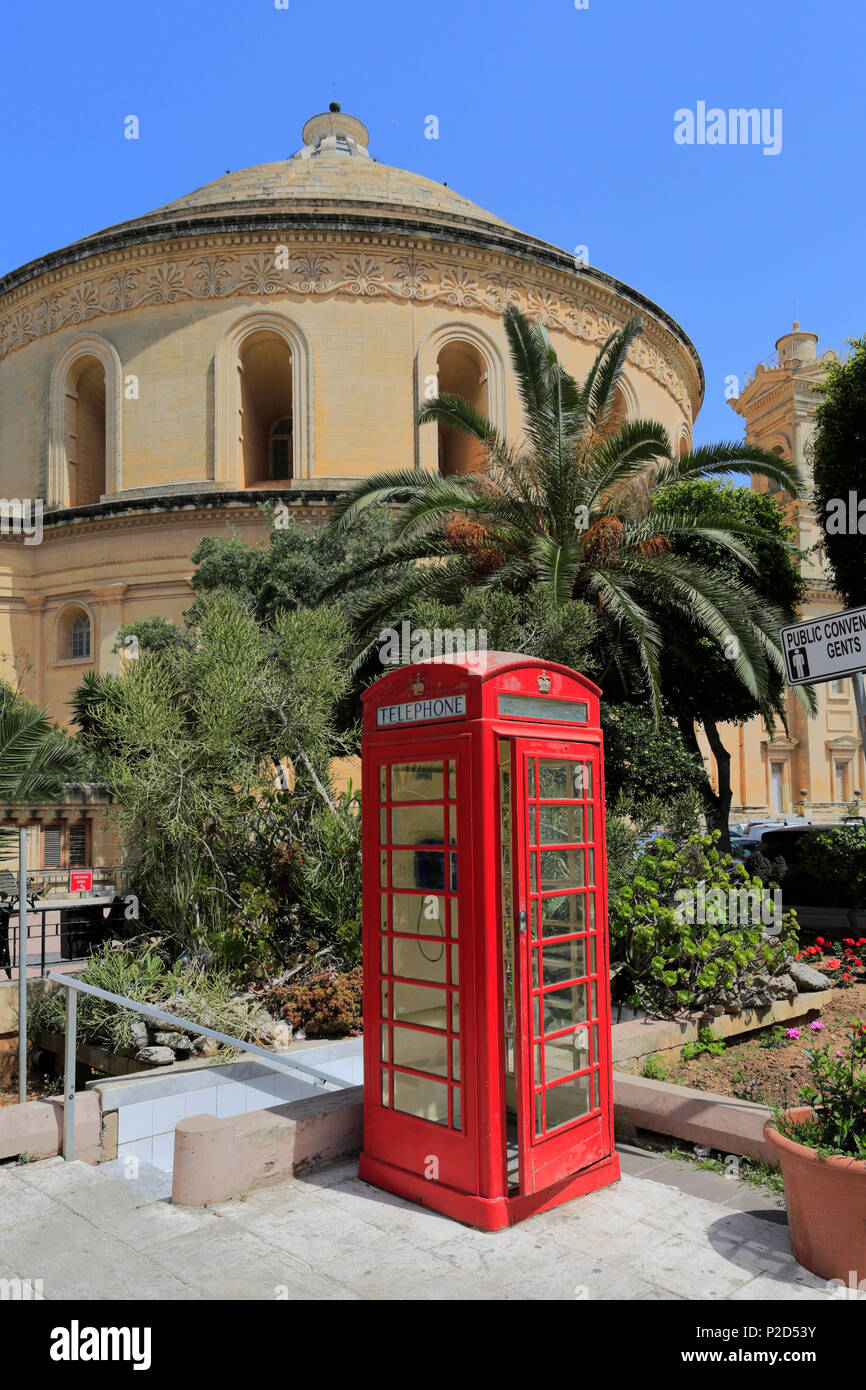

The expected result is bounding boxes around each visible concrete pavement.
[0,1147,834,1301]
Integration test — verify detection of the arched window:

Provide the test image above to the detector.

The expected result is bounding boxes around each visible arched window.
[767,443,786,493]
[215,313,312,485]
[239,330,294,486]
[607,376,640,435]
[435,341,489,477]
[417,324,507,476]
[48,335,122,507]
[56,604,93,664]
[71,614,91,659]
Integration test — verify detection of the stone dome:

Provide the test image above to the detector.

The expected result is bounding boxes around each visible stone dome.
[38,105,514,269]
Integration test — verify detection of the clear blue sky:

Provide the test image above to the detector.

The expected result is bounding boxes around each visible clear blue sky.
[2,0,863,445]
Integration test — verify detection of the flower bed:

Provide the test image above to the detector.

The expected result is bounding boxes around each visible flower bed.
[795,935,866,988]
[653,981,866,1109]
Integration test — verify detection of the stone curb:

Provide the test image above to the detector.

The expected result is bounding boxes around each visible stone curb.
[171,1086,363,1206]
[0,1091,102,1164]
[613,1071,776,1164]
[611,989,833,1074]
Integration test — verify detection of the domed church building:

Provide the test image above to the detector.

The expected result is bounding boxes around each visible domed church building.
[0,103,702,726]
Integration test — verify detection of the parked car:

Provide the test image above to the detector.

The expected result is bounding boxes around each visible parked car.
[747,822,866,906]
[730,834,762,863]
[743,816,812,840]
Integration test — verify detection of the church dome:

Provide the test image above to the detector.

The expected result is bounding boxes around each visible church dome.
[134,106,514,238]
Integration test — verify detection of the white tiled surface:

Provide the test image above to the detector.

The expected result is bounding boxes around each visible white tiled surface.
[109,1041,364,1175]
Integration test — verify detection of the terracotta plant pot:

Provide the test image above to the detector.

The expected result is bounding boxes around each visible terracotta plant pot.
[764,1106,866,1285]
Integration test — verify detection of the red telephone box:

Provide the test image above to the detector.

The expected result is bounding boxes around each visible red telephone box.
[359,652,620,1230]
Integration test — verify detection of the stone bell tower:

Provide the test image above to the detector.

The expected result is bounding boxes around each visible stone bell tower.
[721,325,864,822]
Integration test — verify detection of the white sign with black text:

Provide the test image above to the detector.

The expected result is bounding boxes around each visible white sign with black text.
[376,694,467,727]
[780,605,866,686]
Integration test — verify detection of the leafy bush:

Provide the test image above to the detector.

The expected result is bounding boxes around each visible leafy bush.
[609,831,798,1016]
[72,594,357,977]
[605,791,702,897]
[643,1053,667,1080]
[602,703,708,809]
[277,784,362,967]
[772,1020,866,1160]
[266,967,363,1039]
[29,944,171,1051]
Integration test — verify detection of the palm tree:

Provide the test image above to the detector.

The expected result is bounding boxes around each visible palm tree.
[0,684,82,803]
[329,306,804,719]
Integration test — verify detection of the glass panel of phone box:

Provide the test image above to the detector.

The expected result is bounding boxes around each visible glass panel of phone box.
[378,761,461,1129]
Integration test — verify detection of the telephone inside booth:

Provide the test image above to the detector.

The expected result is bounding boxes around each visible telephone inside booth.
[361,654,620,1229]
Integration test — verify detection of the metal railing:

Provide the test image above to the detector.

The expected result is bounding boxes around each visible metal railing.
[2,897,130,979]
[44,970,354,1162]
[21,867,130,899]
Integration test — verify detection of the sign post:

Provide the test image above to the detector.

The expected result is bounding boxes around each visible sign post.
[17,826,27,1104]
[854,673,866,761]
[780,604,866,798]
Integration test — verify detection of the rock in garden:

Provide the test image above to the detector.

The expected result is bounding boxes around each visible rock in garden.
[153,1031,186,1047]
[129,1020,149,1048]
[193,1036,218,1056]
[172,1035,194,1054]
[789,960,832,992]
[135,1046,176,1066]
[773,973,798,1000]
[253,1017,293,1047]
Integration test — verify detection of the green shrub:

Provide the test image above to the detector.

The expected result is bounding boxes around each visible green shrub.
[680,1026,726,1062]
[605,791,702,896]
[267,966,363,1039]
[29,943,171,1051]
[29,943,271,1052]
[609,831,798,1017]
[643,1053,667,1080]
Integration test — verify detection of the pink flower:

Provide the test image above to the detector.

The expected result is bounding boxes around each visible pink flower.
[785,1028,802,1040]
[835,1050,844,1057]
[810,1020,825,1031]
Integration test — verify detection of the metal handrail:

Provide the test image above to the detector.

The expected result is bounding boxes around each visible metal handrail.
[45,970,354,1162]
